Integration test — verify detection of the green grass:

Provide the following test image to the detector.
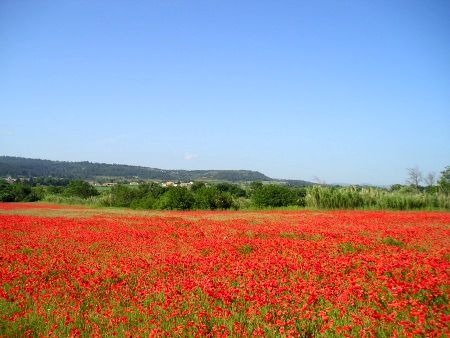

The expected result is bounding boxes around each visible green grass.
[381,237,405,247]
[238,244,255,255]
[338,242,367,254]
[280,232,324,241]
[305,186,450,211]
[25,185,450,212]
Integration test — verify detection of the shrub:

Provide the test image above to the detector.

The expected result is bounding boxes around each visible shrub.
[0,180,38,202]
[158,187,194,210]
[11,183,33,202]
[194,186,234,210]
[43,194,100,205]
[215,182,247,197]
[105,184,139,207]
[252,184,295,208]
[64,180,99,199]
[137,182,167,199]
[130,194,157,210]
[0,180,14,202]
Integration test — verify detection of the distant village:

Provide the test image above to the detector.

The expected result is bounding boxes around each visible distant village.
[87,180,195,188]
[3,176,195,188]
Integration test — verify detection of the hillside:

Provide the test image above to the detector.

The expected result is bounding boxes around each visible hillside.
[0,156,310,184]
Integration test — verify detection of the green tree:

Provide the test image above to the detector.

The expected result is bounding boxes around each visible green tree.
[215,182,247,197]
[130,194,157,209]
[252,184,295,208]
[194,186,234,210]
[291,187,307,207]
[47,186,65,194]
[0,179,14,202]
[249,181,263,197]
[64,180,99,199]
[191,181,206,192]
[108,184,139,207]
[30,186,47,201]
[159,187,194,210]
[143,182,167,199]
[390,184,404,192]
[11,183,33,201]
[438,166,450,194]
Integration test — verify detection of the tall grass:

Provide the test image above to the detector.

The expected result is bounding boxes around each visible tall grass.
[42,194,101,206]
[305,186,450,210]
[42,187,450,211]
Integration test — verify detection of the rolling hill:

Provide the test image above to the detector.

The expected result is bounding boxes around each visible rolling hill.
[0,156,312,185]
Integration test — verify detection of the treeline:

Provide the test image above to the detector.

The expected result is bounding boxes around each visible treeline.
[0,179,93,203]
[1,168,450,210]
[0,180,247,210]
[0,156,273,182]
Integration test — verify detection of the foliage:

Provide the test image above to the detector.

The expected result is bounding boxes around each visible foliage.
[102,184,139,207]
[27,177,71,187]
[64,180,99,199]
[10,183,34,202]
[438,166,450,194]
[249,181,263,194]
[305,186,450,210]
[191,181,206,192]
[252,184,298,207]
[130,194,157,210]
[390,184,403,191]
[1,168,450,210]
[158,187,195,210]
[0,180,14,202]
[43,194,100,205]
[0,156,271,182]
[137,182,167,199]
[215,182,247,197]
[194,186,234,210]
[0,180,38,202]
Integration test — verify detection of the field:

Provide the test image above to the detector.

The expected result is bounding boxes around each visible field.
[0,203,449,337]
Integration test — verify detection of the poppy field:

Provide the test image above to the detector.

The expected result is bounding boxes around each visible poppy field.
[0,203,449,337]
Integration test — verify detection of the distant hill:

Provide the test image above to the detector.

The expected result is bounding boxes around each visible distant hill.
[0,156,311,185]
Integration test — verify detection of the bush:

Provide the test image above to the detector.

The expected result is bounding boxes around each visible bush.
[194,186,234,210]
[191,181,206,192]
[0,180,38,202]
[137,182,167,199]
[438,166,450,194]
[158,187,194,210]
[291,188,307,207]
[0,180,14,202]
[64,180,99,199]
[249,181,263,196]
[43,194,100,205]
[11,183,33,202]
[130,194,157,210]
[104,184,139,207]
[252,184,296,208]
[215,182,247,198]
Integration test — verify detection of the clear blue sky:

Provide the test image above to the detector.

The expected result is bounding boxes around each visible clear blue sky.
[1,0,449,185]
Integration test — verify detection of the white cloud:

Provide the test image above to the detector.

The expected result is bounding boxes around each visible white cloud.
[184,152,199,161]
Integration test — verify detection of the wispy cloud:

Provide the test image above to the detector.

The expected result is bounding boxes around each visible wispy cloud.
[184,152,199,161]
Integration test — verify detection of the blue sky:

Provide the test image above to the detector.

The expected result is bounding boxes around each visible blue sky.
[1,0,449,185]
